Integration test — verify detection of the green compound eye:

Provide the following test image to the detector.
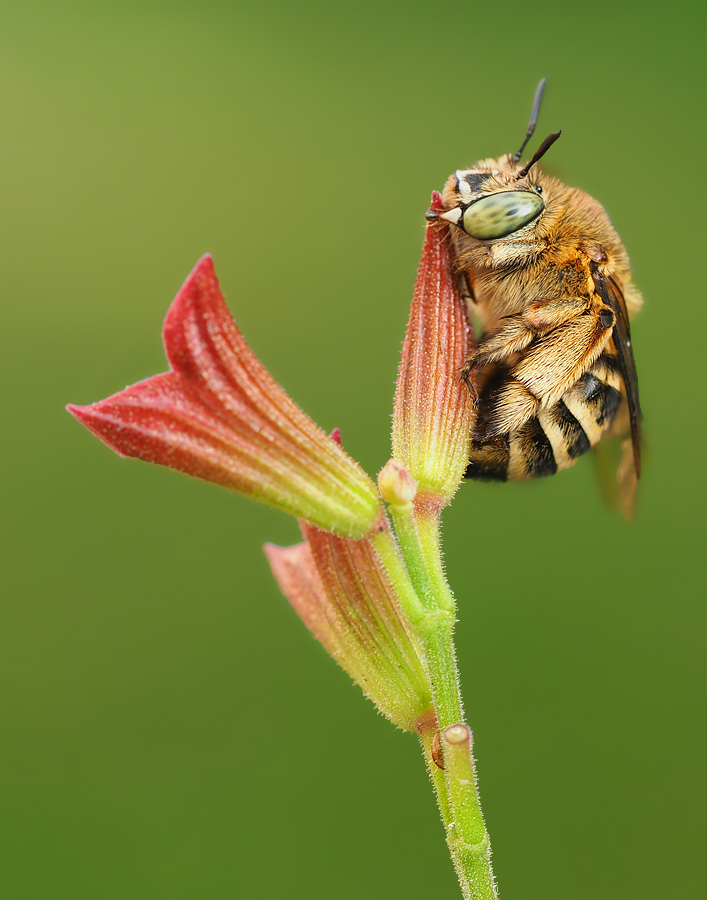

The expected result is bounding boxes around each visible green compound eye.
[461,190,545,240]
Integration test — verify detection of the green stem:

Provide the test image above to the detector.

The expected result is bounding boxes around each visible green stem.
[443,725,495,900]
[370,527,427,626]
[381,502,496,900]
[415,612,463,727]
[415,510,457,614]
[418,725,452,830]
[388,502,452,612]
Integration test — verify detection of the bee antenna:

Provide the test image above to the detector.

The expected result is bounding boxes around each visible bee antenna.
[512,77,547,163]
[516,130,562,178]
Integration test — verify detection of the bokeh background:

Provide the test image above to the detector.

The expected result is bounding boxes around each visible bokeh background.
[2,1,705,897]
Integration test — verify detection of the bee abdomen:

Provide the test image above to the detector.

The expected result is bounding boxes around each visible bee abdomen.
[509,417,557,478]
[465,355,622,482]
[563,359,623,447]
[464,441,510,482]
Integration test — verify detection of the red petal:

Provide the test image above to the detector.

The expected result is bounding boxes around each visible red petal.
[262,541,343,655]
[68,256,381,536]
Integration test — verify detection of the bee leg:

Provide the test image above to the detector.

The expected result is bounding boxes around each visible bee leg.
[511,300,615,409]
[473,378,539,441]
[463,297,589,371]
[463,316,535,372]
[523,296,589,330]
[471,299,611,441]
[460,368,478,401]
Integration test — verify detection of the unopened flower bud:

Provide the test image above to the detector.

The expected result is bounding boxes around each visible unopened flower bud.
[378,459,417,510]
[392,209,475,504]
[264,524,433,732]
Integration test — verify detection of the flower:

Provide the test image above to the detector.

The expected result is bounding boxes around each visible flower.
[67,213,496,898]
[66,253,433,729]
[264,523,432,731]
[392,192,475,506]
[67,255,382,539]
[66,221,473,727]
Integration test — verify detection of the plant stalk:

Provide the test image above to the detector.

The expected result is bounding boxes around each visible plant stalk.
[383,503,496,900]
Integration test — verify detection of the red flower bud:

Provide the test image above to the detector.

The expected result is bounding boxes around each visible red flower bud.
[264,524,432,732]
[392,211,475,504]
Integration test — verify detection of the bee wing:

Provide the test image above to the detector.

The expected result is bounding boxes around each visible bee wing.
[591,264,642,479]
[591,435,621,510]
[591,434,638,521]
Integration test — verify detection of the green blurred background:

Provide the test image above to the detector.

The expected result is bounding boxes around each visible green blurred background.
[2,1,704,897]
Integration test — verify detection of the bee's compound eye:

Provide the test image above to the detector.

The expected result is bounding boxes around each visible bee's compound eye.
[461,191,545,240]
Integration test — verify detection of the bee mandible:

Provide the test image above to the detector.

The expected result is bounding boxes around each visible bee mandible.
[426,79,642,515]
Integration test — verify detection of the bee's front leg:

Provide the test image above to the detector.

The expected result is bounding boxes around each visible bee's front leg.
[462,297,589,375]
[470,298,614,441]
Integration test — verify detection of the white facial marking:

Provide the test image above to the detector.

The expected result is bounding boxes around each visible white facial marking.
[454,170,473,203]
[440,208,462,225]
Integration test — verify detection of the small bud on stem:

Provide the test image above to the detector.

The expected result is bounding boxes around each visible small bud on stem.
[378,459,418,511]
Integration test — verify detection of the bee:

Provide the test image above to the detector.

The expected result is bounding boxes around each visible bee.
[426,79,642,515]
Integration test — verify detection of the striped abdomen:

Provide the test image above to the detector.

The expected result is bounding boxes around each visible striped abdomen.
[464,353,623,482]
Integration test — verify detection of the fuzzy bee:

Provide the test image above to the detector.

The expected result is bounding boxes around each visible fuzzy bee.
[427,79,642,515]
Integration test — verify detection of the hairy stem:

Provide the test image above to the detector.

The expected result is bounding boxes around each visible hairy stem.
[414,510,457,614]
[389,502,454,614]
[370,526,427,626]
[383,503,496,900]
[443,725,495,900]
[418,724,452,829]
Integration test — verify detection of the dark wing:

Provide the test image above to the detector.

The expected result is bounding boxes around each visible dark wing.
[591,264,642,479]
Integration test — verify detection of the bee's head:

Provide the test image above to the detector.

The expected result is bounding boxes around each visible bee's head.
[426,79,561,252]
